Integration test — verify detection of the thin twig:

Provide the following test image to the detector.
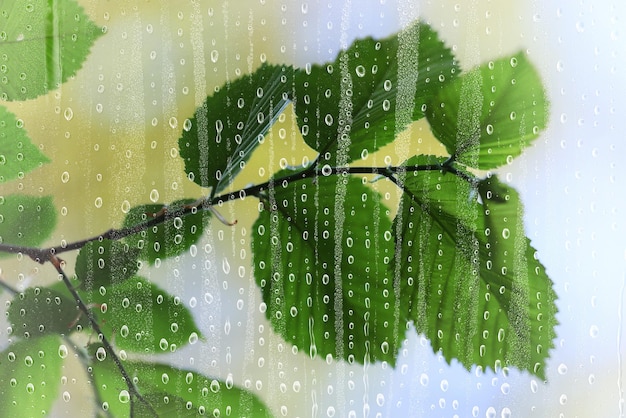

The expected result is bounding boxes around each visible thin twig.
[47,254,158,418]
[0,162,452,261]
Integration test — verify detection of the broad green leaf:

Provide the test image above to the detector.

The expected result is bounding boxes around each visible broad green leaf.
[0,194,57,250]
[90,357,273,418]
[122,199,210,264]
[75,239,139,288]
[0,0,102,101]
[0,105,49,183]
[426,52,548,169]
[0,335,63,417]
[252,174,403,366]
[294,21,458,163]
[394,156,557,378]
[8,287,78,338]
[179,64,293,195]
[82,276,202,353]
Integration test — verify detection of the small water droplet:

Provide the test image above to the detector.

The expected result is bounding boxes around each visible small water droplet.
[58,344,68,358]
[118,390,130,403]
[64,108,73,121]
[149,189,159,203]
[355,65,366,77]
[96,347,107,361]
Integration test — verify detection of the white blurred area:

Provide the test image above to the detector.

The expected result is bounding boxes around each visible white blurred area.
[0,1,622,416]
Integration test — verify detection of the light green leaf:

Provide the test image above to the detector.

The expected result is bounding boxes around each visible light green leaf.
[179,64,293,195]
[82,276,202,353]
[294,21,458,164]
[8,287,78,338]
[75,239,139,288]
[121,199,211,264]
[0,105,49,183]
[0,335,63,417]
[252,174,403,365]
[0,0,102,101]
[394,156,557,378]
[90,358,273,418]
[0,194,57,250]
[426,52,548,169]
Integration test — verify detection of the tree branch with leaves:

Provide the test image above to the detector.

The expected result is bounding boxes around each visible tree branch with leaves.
[0,2,557,417]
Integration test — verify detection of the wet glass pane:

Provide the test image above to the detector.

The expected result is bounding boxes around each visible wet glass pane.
[0,1,623,417]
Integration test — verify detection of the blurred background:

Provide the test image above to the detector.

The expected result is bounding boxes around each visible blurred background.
[1,0,624,416]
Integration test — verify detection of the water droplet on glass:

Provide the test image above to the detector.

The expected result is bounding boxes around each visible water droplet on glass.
[355,65,366,77]
[96,347,107,361]
[58,344,68,358]
[149,189,159,203]
[118,390,130,403]
[64,108,73,121]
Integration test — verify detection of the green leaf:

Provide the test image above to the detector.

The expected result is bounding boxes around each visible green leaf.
[0,105,49,183]
[294,21,458,163]
[8,287,78,338]
[121,199,210,264]
[75,239,139,288]
[394,156,557,378]
[0,0,103,101]
[252,174,403,366]
[0,194,57,250]
[82,276,202,353]
[426,52,548,169]
[90,359,273,418]
[0,335,63,417]
[179,63,293,195]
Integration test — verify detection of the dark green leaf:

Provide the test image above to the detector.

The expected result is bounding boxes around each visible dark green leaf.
[394,156,557,378]
[121,199,210,264]
[0,194,57,251]
[252,174,403,366]
[0,335,63,417]
[0,0,103,101]
[75,239,139,288]
[82,276,202,353]
[0,105,49,183]
[426,52,548,169]
[294,21,458,163]
[179,63,293,195]
[90,358,273,418]
[8,287,78,337]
